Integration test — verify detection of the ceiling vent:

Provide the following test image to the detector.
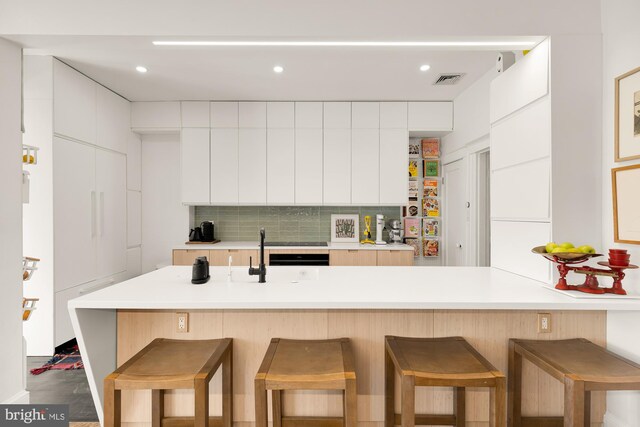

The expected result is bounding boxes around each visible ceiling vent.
[433,73,465,85]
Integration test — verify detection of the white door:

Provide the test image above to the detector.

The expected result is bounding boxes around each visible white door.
[323,128,351,204]
[239,128,267,204]
[351,129,379,204]
[267,128,295,204]
[96,149,127,278]
[211,128,239,204]
[53,137,96,291]
[181,128,210,204]
[379,129,408,204]
[443,159,467,266]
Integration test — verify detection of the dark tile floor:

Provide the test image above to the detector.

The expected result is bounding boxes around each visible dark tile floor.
[27,357,98,422]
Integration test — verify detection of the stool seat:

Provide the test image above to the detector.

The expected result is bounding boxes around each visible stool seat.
[512,338,640,385]
[114,339,229,389]
[260,339,355,389]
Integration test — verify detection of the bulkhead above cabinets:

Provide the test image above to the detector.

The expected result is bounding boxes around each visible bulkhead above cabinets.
[130,100,453,206]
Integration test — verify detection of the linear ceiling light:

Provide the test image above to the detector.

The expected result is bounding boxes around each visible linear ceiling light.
[152,40,536,47]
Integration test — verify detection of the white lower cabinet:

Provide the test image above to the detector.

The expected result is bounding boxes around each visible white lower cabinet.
[295,128,323,204]
[239,128,267,204]
[211,128,239,204]
[181,128,210,204]
[351,129,379,204]
[323,128,351,204]
[267,129,295,204]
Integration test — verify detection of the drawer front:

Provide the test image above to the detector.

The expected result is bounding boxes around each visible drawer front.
[172,249,209,266]
[210,249,259,266]
[329,250,376,266]
[376,250,414,266]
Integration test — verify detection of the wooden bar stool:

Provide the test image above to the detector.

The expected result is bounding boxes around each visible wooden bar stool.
[385,336,506,427]
[104,338,233,427]
[255,338,357,427]
[508,338,640,427]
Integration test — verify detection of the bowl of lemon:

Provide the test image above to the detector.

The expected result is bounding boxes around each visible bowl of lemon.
[532,242,602,263]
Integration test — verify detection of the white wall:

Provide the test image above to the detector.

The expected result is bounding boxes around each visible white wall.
[0,38,28,403]
[140,134,189,272]
[601,0,640,424]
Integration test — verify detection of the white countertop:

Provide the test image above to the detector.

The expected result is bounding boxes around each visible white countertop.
[69,266,640,311]
[174,241,414,251]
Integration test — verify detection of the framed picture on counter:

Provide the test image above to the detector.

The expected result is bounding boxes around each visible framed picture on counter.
[615,66,640,161]
[612,164,640,244]
[330,214,360,243]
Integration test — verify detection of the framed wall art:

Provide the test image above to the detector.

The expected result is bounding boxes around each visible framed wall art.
[612,164,640,244]
[615,66,640,161]
[330,214,360,243]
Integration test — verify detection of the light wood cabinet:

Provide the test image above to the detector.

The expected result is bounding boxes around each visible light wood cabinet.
[329,250,377,266]
[209,249,259,266]
[376,250,414,266]
[172,249,210,266]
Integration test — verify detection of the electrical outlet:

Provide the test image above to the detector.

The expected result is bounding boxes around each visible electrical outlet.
[537,313,552,333]
[176,312,189,333]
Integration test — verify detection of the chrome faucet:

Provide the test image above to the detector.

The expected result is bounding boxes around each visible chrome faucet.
[249,228,267,283]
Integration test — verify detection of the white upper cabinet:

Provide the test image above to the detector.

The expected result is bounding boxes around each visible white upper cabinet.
[267,129,295,204]
[352,102,379,128]
[53,59,97,143]
[295,129,323,204]
[181,128,210,204]
[96,85,129,153]
[351,129,379,204]
[267,102,294,128]
[324,102,351,128]
[295,102,322,128]
[323,128,351,204]
[239,128,267,204]
[131,102,181,129]
[380,102,408,128]
[127,132,142,191]
[181,101,210,127]
[407,102,453,131]
[211,128,239,204]
[239,102,267,128]
[380,129,408,204]
[211,102,239,128]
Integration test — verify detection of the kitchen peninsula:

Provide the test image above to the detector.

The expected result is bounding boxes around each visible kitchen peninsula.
[69,266,640,426]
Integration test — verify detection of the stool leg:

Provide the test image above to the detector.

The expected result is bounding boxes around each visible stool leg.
[272,390,283,427]
[385,346,395,427]
[222,346,233,427]
[400,375,415,427]
[563,378,585,427]
[584,391,591,426]
[454,387,465,427]
[344,378,357,427]
[104,378,121,427]
[255,378,268,427]
[195,379,209,427]
[491,377,506,427]
[508,341,522,427]
[152,390,164,427]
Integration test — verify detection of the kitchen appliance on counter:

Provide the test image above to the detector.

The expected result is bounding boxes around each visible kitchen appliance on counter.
[387,219,402,244]
[189,227,203,242]
[191,256,210,284]
[269,253,330,266]
[375,214,387,245]
[187,221,218,244]
[361,216,375,245]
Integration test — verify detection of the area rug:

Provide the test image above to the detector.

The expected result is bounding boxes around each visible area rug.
[30,345,84,375]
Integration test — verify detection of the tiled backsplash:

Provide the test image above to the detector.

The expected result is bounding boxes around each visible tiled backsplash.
[194,206,401,242]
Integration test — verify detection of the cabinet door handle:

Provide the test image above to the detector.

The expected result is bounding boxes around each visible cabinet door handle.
[99,192,105,237]
[90,191,96,238]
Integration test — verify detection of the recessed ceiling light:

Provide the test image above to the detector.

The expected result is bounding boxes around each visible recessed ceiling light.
[273,65,284,73]
[152,40,537,47]
[419,64,431,72]
[136,66,148,73]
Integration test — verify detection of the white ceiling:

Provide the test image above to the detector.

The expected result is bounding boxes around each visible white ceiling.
[8,35,545,101]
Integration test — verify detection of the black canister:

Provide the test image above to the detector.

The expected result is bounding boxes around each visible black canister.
[201,221,215,242]
[191,256,210,284]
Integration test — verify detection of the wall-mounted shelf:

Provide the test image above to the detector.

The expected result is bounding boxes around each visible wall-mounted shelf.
[22,298,39,321]
[22,144,39,165]
[23,257,40,281]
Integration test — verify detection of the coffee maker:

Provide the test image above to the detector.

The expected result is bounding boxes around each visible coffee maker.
[387,219,402,244]
[375,214,387,245]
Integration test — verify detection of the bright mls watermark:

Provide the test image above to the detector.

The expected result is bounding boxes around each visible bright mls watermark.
[0,405,68,427]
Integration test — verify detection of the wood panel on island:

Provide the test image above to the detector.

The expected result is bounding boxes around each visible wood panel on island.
[173,249,413,267]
